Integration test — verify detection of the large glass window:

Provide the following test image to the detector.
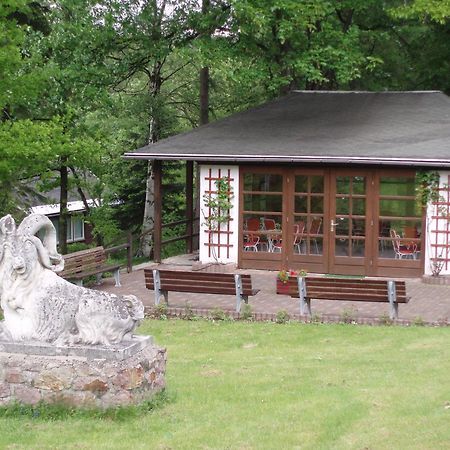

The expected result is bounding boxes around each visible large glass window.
[242,173,283,253]
[378,176,422,260]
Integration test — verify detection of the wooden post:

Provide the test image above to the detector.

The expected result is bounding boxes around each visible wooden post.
[186,161,194,254]
[127,231,133,273]
[153,160,162,263]
[200,67,209,126]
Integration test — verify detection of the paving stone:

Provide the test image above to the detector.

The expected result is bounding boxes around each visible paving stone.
[94,260,450,325]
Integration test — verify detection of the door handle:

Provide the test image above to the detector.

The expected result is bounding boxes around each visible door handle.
[330,220,338,232]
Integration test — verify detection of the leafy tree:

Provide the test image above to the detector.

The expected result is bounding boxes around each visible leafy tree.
[230,0,377,94]
[392,0,450,24]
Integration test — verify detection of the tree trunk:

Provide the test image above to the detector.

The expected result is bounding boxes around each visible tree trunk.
[59,160,69,255]
[140,160,156,258]
[138,62,163,258]
[199,66,209,125]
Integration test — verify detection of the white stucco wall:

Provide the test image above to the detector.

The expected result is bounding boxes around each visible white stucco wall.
[424,171,450,275]
[199,165,239,264]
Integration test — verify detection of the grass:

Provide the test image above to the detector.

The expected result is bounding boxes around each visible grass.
[1,320,450,449]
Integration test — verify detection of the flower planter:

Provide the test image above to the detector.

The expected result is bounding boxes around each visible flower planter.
[276,279,291,295]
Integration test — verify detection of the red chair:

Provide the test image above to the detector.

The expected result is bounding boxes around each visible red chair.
[243,218,261,252]
[293,222,305,254]
[390,229,417,259]
[268,231,282,252]
[309,218,322,254]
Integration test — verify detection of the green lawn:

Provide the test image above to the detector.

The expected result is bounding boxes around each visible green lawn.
[1,320,450,449]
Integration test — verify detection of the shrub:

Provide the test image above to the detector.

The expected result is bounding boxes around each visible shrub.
[240,304,253,321]
[340,307,355,324]
[378,313,393,326]
[153,303,168,320]
[275,310,290,324]
[311,312,322,324]
[210,308,228,321]
[182,302,196,320]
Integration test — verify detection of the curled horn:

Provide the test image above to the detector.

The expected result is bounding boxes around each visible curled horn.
[0,215,16,263]
[17,214,64,272]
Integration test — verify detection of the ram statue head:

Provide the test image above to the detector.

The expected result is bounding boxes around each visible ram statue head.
[0,214,64,280]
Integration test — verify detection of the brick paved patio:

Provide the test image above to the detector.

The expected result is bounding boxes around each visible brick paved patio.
[94,254,450,326]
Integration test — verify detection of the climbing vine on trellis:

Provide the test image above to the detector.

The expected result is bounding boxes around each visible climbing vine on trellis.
[202,177,234,231]
[415,170,440,208]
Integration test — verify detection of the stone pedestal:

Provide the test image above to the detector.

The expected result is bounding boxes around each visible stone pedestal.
[0,336,166,408]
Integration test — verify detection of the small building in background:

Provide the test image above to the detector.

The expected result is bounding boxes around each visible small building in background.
[29,186,95,245]
[125,91,450,278]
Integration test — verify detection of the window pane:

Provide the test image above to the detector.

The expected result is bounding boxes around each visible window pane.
[311,176,324,193]
[295,176,308,193]
[244,174,282,192]
[335,217,349,237]
[294,195,307,213]
[350,239,365,257]
[352,219,365,236]
[244,194,282,212]
[66,218,73,241]
[336,176,350,194]
[336,197,349,215]
[352,198,365,215]
[73,217,84,239]
[380,177,416,196]
[352,176,366,195]
[379,199,420,217]
[311,196,324,214]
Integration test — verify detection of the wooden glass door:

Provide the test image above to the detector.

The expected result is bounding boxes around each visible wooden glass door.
[328,171,373,275]
[287,169,329,273]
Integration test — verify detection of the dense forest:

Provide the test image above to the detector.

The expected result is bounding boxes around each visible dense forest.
[1,0,449,257]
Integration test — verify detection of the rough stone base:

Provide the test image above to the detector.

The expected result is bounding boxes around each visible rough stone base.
[0,336,166,408]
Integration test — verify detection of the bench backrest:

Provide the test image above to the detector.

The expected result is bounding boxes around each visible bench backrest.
[60,246,106,278]
[292,276,408,303]
[144,269,254,296]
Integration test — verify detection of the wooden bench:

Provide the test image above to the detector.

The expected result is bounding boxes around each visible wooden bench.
[280,276,409,320]
[144,269,259,313]
[59,246,121,287]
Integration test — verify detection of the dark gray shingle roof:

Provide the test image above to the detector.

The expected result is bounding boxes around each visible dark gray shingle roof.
[124,91,450,167]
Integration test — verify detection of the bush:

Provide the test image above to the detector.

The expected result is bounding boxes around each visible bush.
[340,307,355,324]
[210,308,228,321]
[275,310,290,324]
[153,303,168,320]
[240,304,253,321]
[182,302,196,320]
[378,313,393,326]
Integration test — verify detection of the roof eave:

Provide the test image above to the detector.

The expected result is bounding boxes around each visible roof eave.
[123,152,450,168]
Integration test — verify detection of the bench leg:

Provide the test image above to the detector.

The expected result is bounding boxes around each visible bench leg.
[113,269,121,287]
[75,279,83,287]
[298,277,311,317]
[155,290,168,306]
[234,274,245,313]
[95,273,103,285]
[153,269,168,306]
[388,280,398,320]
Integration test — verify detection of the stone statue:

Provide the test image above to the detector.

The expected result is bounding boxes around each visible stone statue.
[0,214,144,345]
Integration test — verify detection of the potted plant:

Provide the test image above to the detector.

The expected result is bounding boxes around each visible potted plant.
[276,270,295,294]
[276,269,308,294]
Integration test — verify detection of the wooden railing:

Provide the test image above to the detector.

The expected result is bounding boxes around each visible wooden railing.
[138,216,200,263]
[104,231,133,273]
[161,217,199,247]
